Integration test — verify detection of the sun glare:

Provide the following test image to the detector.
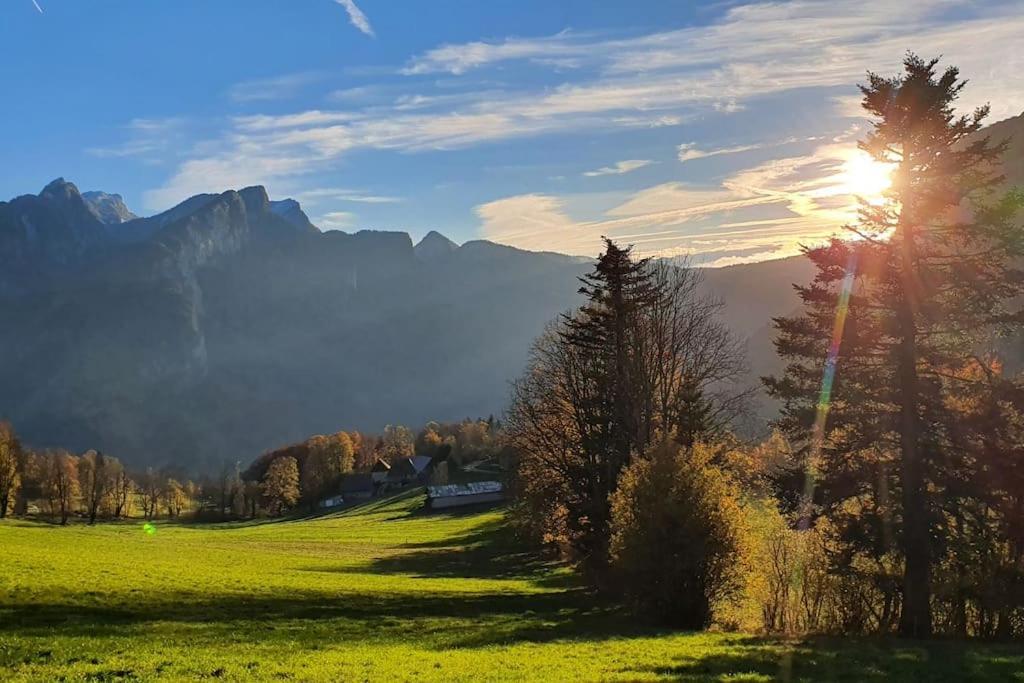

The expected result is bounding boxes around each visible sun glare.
[838,151,895,204]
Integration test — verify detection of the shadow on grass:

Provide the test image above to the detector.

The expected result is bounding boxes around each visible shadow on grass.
[175,489,429,530]
[628,635,1024,682]
[304,513,573,588]
[0,511,624,651]
[0,586,640,651]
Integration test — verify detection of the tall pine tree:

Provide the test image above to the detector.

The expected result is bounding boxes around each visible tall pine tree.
[561,238,664,500]
[767,54,1024,637]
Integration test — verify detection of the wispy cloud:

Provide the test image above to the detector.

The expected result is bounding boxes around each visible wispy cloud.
[87,118,187,161]
[316,210,356,230]
[477,139,883,263]
[399,1,1024,117]
[583,159,653,177]
[402,31,585,75]
[335,0,374,38]
[227,73,323,103]
[293,188,402,205]
[678,142,763,163]
[139,0,1024,218]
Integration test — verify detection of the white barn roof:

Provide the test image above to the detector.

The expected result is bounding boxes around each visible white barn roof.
[427,481,503,498]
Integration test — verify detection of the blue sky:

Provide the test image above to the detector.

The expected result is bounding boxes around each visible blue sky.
[2,0,1022,265]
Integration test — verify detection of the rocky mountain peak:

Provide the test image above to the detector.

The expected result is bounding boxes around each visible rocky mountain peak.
[239,186,271,215]
[414,230,458,261]
[82,191,138,225]
[39,177,83,203]
[269,198,319,233]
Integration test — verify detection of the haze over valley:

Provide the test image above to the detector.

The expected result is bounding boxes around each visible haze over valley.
[2,104,1020,468]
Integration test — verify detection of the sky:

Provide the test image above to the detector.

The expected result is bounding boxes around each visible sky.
[2,0,1022,266]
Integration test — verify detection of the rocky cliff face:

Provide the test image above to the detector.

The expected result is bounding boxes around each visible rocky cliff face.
[0,179,109,287]
[82,191,137,225]
[0,179,574,469]
[269,198,319,234]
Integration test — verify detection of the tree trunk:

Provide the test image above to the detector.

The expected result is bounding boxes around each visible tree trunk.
[896,213,932,638]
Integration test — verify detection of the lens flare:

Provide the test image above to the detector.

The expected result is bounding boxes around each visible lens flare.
[800,251,858,528]
[143,522,157,536]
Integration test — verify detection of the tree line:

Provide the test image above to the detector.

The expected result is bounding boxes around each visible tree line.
[0,418,509,523]
[243,418,510,516]
[509,54,1024,638]
[0,424,197,524]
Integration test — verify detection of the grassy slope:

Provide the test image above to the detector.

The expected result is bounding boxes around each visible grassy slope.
[1,492,1023,682]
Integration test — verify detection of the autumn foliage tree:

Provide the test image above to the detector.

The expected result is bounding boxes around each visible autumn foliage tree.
[77,450,119,525]
[163,478,188,517]
[262,456,300,516]
[300,432,355,509]
[140,468,162,519]
[43,450,79,525]
[0,422,20,519]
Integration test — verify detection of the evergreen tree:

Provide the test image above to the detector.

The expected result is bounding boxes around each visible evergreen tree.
[509,240,745,576]
[557,239,665,567]
[562,238,664,462]
[767,54,1024,637]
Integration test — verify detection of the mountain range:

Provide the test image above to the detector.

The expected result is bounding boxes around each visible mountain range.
[1,112,1020,470]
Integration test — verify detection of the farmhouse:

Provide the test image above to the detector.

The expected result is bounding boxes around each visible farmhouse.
[339,473,375,500]
[370,457,391,484]
[387,455,433,485]
[427,481,505,509]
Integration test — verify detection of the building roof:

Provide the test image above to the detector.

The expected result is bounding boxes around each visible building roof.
[387,456,433,479]
[339,473,374,493]
[409,455,433,473]
[427,481,503,499]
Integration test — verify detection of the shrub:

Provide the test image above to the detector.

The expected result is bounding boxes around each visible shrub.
[737,502,833,634]
[735,499,904,635]
[609,439,746,628]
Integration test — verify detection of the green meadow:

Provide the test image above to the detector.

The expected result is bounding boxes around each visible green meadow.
[1,491,1022,682]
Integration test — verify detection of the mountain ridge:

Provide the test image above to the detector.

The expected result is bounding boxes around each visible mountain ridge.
[2,110,1018,469]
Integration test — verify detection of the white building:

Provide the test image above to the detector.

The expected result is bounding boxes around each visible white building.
[426,481,504,509]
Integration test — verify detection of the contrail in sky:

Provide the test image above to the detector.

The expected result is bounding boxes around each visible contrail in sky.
[335,0,374,37]
[31,0,44,13]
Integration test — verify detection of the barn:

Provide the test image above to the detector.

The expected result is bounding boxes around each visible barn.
[426,481,505,509]
[339,473,375,500]
[387,455,433,485]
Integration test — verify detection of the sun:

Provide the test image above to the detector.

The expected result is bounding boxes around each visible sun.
[837,150,895,204]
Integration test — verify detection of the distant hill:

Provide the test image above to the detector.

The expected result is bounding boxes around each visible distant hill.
[0,178,814,469]
[977,111,1024,188]
[1,114,1018,470]
[0,180,592,469]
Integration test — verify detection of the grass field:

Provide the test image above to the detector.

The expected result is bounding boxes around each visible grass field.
[1,491,1023,682]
